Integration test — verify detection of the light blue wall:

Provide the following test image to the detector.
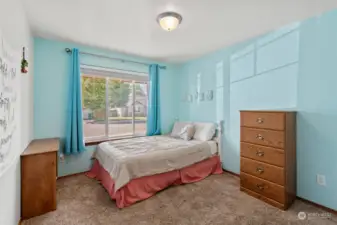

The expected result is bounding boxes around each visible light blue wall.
[33,38,180,176]
[296,11,337,210]
[228,24,299,173]
[177,10,337,210]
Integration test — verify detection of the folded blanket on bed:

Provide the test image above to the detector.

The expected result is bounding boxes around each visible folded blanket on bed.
[93,136,214,192]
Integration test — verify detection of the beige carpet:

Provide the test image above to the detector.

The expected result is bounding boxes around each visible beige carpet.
[22,173,337,225]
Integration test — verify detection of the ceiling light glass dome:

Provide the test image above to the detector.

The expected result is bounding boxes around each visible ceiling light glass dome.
[157,12,182,31]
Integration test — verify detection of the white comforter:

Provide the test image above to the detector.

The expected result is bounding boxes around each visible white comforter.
[94,136,216,192]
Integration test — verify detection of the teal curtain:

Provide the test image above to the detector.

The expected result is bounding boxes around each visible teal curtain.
[146,64,161,136]
[65,48,85,154]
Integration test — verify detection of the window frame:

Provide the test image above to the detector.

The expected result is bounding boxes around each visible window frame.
[80,65,148,143]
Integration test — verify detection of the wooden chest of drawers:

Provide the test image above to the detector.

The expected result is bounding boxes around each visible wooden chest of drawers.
[240,111,296,210]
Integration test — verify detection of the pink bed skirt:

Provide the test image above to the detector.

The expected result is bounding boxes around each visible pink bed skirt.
[86,156,223,208]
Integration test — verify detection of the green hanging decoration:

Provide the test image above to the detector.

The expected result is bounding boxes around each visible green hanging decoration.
[21,47,28,73]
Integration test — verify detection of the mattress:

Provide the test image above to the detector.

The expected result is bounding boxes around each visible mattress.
[93,136,217,192]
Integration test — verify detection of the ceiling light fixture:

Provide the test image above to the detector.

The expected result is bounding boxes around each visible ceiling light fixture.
[157,12,182,31]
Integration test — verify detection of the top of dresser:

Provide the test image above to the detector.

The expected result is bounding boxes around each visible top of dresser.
[240,110,296,113]
[22,138,60,156]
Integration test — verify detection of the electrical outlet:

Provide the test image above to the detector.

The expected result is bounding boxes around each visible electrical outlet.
[59,153,65,163]
[317,174,326,186]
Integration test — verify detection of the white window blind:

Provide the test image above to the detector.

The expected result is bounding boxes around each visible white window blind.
[81,65,148,82]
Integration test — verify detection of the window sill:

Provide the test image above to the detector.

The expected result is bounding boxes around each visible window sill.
[85,135,144,146]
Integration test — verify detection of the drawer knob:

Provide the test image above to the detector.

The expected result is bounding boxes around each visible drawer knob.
[256,184,265,190]
[256,167,264,174]
[256,118,264,124]
[256,150,264,157]
[256,134,264,140]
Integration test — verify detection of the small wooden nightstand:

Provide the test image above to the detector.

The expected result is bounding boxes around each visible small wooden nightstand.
[21,138,59,219]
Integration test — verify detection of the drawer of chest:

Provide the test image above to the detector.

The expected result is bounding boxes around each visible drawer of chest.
[241,172,285,204]
[241,111,285,130]
[241,127,284,149]
[241,157,284,185]
[241,142,284,167]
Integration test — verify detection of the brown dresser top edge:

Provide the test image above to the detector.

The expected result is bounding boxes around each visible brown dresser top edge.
[240,110,297,113]
[21,138,60,156]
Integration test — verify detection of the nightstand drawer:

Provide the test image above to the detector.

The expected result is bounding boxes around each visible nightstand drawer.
[241,142,284,167]
[241,111,285,130]
[241,172,285,204]
[241,157,285,185]
[241,127,284,149]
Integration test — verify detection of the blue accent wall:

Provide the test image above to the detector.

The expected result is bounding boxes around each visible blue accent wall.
[177,10,337,210]
[33,38,180,176]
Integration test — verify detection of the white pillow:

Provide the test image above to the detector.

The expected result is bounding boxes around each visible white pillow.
[179,124,195,141]
[193,122,216,141]
[171,122,192,138]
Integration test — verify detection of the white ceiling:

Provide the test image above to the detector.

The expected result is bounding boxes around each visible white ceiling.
[22,0,337,62]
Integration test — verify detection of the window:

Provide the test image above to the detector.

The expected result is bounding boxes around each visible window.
[81,66,148,141]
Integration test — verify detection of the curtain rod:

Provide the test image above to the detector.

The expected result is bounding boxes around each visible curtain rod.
[65,48,166,69]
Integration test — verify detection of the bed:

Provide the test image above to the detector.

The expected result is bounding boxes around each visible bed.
[87,121,223,208]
